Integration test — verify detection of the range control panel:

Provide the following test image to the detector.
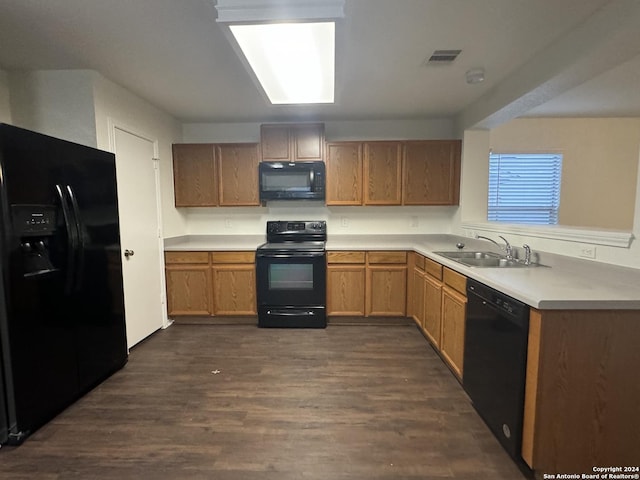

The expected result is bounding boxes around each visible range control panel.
[266,220,327,242]
[267,220,326,235]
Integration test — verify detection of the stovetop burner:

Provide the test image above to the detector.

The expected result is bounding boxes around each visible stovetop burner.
[257,241,326,253]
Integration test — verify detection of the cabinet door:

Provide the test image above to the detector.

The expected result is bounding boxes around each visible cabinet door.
[260,123,324,162]
[326,142,363,205]
[260,124,290,162]
[441,286,467,380]
[412,266,426,327]
[211,264,256,315]
[327,265,366,316]
[172,144,218,206]
[292,123,324,161]
[403,140,461,205]
[216,143,260,206]
[424,274,443,348]
[366,265,407,316]
[166,265,212,316]
[364,142,402,205]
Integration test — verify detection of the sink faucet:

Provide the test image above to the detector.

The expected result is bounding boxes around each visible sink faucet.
[522,244,532,265]
[476,235,513,260]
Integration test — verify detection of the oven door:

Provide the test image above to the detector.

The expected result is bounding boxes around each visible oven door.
[256,250,326,307]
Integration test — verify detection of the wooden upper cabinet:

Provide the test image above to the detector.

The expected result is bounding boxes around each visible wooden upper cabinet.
[363,142,402,205]
[403,140,461,205]
[172,144,217,207]
[216,143,260,206]
[260,125,290,161]
[326,142,363,205]
[260,123,325,162]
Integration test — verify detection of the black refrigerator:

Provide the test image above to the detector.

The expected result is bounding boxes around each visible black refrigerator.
[0,123,128,445]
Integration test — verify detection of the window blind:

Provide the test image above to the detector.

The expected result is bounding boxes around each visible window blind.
[488,153,562,224]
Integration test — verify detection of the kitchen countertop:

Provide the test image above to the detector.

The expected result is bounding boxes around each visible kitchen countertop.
[165,234,265,251]
[164,233,640,310]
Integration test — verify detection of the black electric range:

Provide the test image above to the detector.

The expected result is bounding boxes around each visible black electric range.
[255,221,327,328]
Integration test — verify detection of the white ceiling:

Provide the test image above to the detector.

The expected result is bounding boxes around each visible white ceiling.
[1,0,640,128]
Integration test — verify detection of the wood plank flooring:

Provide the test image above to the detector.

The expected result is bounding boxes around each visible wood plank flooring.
[0,323,531,479]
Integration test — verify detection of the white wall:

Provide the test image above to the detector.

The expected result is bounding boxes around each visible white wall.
[183,118,456,143]
[4,69,185,237]
[0,70,11,124]
[183,204,457,236]
[91,73,185,237]
[490,118,640,230]
[177,118,459,237]
[7,70,98,147]
[455,125,640,269]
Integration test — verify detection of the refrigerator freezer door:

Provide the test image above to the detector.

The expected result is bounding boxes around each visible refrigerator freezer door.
[0,123,127,443]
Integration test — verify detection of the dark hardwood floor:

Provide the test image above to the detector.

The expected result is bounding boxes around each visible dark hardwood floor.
[1,323,531,479]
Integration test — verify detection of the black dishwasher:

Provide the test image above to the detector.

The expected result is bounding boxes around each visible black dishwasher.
[463,278,530,460]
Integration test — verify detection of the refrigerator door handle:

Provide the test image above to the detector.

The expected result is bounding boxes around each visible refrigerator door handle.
[55,185,77,295]
[66,185,84,292]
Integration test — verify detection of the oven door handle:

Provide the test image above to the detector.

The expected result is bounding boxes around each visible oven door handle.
[256,252,326,259]
[267,309,317,316]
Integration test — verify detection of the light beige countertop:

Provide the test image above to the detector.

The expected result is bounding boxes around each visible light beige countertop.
[164,233,640,310]
[164,235,265,251]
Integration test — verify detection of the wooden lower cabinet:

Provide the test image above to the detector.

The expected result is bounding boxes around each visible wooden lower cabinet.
[366,251,407,316]
[367,266,407,316]
[440,284,466,380]
[165,251,255,317]
[408,256,466,381]
[211,264,256,315]
[522,308,640,474]
[327,251,366,316]
[165,252,212,316]
[410,254,446,351]
[423,273,443,348]
[327,250,406,317]
[327,266,366,316]
[411,265,426,327]
[440,267,467,380]
[210,252,256,316]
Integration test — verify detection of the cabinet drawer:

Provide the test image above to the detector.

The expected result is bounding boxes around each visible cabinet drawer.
[443,267,466,295]
[413,254,425,271]
[424,257,443,280]
[327,251,366,264]
[367,251,407,264]
[165,251,209,264]
[210,251,255,264]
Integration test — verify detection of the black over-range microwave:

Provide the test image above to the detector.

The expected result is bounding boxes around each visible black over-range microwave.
[259,161,325,201]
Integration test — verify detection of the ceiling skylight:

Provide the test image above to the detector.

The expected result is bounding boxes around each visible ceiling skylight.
[229,21,335,104]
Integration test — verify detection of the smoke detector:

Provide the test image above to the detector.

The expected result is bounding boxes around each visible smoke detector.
[465,68,485,84]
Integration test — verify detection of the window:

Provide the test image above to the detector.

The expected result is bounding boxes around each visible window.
[488,152,562,225]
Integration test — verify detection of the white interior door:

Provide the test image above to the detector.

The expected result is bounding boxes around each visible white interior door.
[112,125,165,348]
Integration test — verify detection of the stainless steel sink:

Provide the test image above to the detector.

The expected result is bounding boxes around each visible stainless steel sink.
[434,251,544,268]
[434,251,501,260]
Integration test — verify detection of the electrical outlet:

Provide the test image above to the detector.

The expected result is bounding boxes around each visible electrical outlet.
[579,245,596,259]
[224,218,233,228]
[410,216,418,228]
[340,216,349,227]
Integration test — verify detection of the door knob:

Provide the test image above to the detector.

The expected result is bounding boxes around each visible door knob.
[124,249,135,258]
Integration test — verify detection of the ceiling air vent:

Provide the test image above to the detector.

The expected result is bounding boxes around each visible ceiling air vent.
[425,49,462,65]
